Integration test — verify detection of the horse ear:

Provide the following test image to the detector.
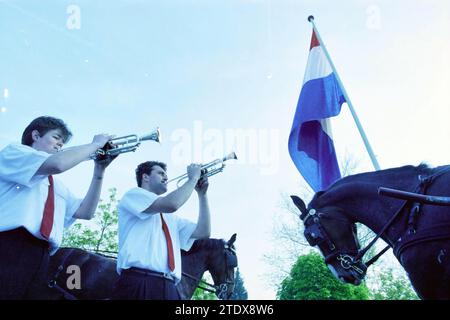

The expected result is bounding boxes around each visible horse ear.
[290,195,307,215]
[228,233,237,246]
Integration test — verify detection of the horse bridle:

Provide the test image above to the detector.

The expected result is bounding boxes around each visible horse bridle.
[302,166,450,279]
[301,209,368,281]
[182,243,237,299]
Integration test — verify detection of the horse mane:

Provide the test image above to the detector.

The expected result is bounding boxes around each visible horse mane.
[181,238,225,256]
[61,239,228,259]
[335,163,432,185]
[57,247,117,261]
[309,163,440,210]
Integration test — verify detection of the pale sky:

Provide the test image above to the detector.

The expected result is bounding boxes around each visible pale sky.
[1,0,450,299]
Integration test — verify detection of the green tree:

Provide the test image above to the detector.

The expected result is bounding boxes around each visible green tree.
[277,252,370,300]
[191,274,217,300]
[62,188,119,253]
[191,285,217,300]
[231,268,248,300]
[370,268,419,300]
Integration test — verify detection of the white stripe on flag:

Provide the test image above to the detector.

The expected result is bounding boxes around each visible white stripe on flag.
[303,46,333,84]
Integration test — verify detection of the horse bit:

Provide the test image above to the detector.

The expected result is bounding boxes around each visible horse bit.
[301,208,368,280]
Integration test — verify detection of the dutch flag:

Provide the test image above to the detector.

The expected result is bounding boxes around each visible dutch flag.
[288,30,345,192]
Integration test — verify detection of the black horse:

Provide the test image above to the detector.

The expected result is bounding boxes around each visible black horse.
[30,234,237,300]
[291,164,450,299]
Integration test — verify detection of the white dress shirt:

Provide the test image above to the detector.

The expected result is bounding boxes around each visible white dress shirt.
[116,187,197,283]
[0,143,82,254]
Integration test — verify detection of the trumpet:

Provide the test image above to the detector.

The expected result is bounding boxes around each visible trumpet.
[91,128,161,160]
[168,152,238,187]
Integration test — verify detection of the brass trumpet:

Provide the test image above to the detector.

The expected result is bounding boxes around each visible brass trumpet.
[168,152,238,187]
[91,128,161,160]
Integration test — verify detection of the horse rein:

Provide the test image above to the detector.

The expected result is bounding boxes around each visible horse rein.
[48,248,78,300]
[301,209,367,277]
[48,248,117,300]
[302,204,398,273]
[181,271,233,299]
[181,272,217,294]
[356,165,450,267]
[181,244,236,300]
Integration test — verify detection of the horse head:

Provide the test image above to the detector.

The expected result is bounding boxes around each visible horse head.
[290,164,450,297]
[206,234,238,299]
[291,195,367,285]
[179,234,238,300]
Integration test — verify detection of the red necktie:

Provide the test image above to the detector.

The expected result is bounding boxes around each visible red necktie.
[40,175,54,240]
[160,213,175,271]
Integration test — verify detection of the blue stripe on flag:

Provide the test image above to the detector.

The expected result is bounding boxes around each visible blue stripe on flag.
[289,72,345,191]
[292,73,345,124]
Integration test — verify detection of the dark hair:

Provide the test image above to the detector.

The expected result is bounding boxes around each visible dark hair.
[135,161,167,187]
[21,116,72,146]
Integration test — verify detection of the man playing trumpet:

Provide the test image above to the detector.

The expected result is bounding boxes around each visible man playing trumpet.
[112,161,211,300]
[0,116,117,299]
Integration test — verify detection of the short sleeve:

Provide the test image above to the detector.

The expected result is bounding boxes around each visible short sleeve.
[176,217,197,251]
[118,188,158,220]
[0,143,50,187]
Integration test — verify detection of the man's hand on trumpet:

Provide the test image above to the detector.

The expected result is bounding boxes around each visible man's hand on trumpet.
[186,164,209,195]
[195,172,209,195]
[92,133,118,170]
[186,163,202,182]
[92,133,115,150]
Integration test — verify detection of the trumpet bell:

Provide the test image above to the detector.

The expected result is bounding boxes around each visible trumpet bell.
[224,152,237,161]
[140,127,161,144]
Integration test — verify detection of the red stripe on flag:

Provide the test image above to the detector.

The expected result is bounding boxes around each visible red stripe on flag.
[310,30,320,50]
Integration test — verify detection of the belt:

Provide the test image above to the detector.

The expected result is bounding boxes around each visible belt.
[123,267,176,282]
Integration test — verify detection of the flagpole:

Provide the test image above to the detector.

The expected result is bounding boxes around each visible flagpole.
[307,15,381,171]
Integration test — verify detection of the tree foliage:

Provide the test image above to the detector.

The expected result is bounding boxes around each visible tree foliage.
[191,286,217,300]
[62,188,119,253]
[277,252,370,300]
[231,268,248,300]
[370,268,419,300]
[191,274,217,300]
